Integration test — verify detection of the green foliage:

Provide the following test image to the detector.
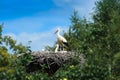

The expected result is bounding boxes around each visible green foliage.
[0,47,11,74]
[0,24,33,80]
[64,0,120,79]
[45,45,55,51]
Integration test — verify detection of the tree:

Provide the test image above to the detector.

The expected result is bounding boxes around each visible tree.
[93,0,120,78]
[0,24,32,79]
[63,0,120,79]
[0,24,11,73]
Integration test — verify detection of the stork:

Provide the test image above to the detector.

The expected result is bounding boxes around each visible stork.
[55,28,69,51]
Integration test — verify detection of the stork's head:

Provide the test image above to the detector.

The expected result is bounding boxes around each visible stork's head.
[55,28,60,34]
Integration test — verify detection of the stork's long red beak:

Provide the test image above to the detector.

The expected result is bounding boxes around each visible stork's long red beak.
[54,30,58,34]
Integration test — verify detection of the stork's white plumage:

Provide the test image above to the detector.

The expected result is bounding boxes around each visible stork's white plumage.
[55,28,69,51]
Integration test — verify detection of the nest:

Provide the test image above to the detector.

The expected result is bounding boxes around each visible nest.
[25,51,85,76]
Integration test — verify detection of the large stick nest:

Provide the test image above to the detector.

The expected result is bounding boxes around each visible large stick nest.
[25,51,85,76]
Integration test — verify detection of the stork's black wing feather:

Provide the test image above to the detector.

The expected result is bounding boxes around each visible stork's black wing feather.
[62,42,69,47]
[62,42,71,51]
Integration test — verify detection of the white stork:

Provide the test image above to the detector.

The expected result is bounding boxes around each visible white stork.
[55,28,69,51]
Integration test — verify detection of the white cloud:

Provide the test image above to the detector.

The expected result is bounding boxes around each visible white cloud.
[2,16,43,34]
[53,0,97,20]
[2,11,70,34]
[5,31,55,51]
[53,0,72,7]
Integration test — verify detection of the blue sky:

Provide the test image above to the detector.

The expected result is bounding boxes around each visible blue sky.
[0,0,97,51]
